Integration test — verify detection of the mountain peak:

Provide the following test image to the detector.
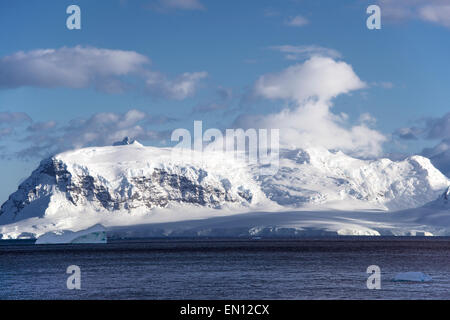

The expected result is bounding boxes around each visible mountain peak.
[112,137,142,147]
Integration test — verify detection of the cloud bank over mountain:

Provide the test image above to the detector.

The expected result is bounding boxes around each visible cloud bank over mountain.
[234,56,386,158]
[14,109,171,159]
[396,112,450,177]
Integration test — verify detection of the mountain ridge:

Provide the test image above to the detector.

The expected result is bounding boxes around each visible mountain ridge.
[0,142,448,226]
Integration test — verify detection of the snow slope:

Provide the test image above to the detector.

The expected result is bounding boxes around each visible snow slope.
[1,202,449,239]
[259,148,449,211]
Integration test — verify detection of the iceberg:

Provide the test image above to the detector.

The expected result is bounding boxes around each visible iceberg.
[35,224,107,244]
[392,272,432,282]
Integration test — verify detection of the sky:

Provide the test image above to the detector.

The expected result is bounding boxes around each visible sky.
[0,0,450,202]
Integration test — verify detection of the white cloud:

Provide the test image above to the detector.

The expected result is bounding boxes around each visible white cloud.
[419,5,450,27]
[0,112,32,124]
[370,81,395,89]
[62,109,168,149]
[16,109,171,159]
[379,0,450,28]
[378,81,394,89]
[270,45,342,60]
[152,0,205,11]
[237,56,385,158]
[0,46,149,92]
[0,112,31,139]
[285,15,309,27]
[394,127,420,140]
[0,46,207,99]
[145,71,208,100]
[359,113,377,126]
[263,8,281,17]
[27,121,57,133]
[254,56,366,103]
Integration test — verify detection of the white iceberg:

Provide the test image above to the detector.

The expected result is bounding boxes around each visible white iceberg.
[35,224,107,244]
[392,272,432,282]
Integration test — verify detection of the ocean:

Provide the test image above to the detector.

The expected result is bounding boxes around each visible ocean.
[1,238,449,300]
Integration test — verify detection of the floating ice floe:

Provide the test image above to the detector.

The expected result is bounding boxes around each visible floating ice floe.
[392,272,432,282]
[35,224,107,244]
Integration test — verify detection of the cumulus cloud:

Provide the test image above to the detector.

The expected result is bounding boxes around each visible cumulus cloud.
[285,15,309,27]
[0,46,207,99]
[379,0,450,28]
[236,56,385,158]
[254,56,366,104]
[15,109,171,159]
[270,45,342,61]
[0,46,148,92]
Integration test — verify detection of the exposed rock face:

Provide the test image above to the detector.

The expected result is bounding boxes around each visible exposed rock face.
[0,158,60,222]
[0,144,259,223]
[443,187,450,202]
[58,166,252,211]
[113,137,135,146]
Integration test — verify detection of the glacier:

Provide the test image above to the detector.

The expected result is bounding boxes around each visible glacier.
[0,142,449,240]
[35,224,107,244]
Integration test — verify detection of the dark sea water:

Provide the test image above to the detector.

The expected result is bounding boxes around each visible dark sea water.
[1,238,450,300]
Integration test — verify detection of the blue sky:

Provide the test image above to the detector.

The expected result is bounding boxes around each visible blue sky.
[1,0,450,202]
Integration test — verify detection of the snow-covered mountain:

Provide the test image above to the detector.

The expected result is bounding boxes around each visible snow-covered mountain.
[0,141,449,227]
[0,141,265,224]
[257,148,449,211]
